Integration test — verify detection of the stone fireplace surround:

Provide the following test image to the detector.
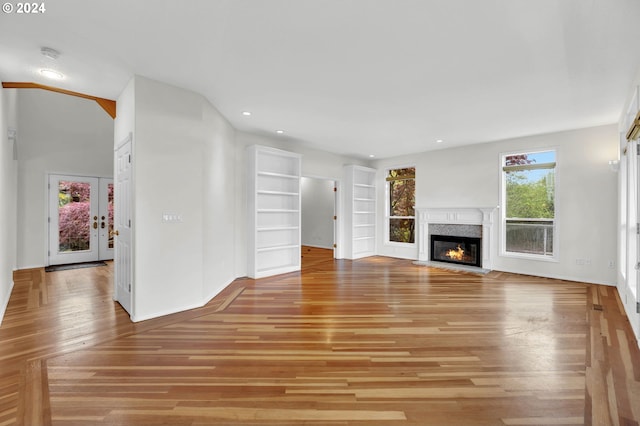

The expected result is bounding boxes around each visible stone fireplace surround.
[415,207,497,271]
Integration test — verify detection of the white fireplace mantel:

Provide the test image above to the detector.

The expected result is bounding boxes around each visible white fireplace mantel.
[416,207,497,270]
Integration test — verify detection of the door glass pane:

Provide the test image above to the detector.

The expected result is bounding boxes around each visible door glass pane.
[58,181,91,253]
[108,183,114,249]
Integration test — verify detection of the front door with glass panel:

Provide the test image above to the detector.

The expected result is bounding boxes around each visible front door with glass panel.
[48,174,114,265]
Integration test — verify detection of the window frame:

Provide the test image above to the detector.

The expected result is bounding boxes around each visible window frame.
[385,165,416,246]
[499,148,559,262]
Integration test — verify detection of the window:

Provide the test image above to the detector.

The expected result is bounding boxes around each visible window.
[387,167,415,244]
[502,150,556,257]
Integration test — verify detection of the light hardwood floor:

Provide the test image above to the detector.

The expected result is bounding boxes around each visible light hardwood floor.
[1,248,638,425]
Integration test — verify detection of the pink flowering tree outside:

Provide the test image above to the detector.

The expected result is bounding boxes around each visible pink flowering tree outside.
[107,184,114,248]
[58,181,91,251]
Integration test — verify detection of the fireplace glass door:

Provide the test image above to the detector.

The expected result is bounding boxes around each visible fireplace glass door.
[430,235,481,267]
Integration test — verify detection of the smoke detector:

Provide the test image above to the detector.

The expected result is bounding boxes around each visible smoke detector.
[40,47,60,60]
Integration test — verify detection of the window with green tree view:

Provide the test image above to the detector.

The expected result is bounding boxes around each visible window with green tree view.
[387,167,415,244]
[502,150,556,257]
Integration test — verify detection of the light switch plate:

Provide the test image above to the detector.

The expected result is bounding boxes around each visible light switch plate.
[162,213,183,223]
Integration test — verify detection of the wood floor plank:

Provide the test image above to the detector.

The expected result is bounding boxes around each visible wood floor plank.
[0,252,639,425]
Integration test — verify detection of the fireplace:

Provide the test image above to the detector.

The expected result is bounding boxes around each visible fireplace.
[415,208,496,270]
[430,235,482,267]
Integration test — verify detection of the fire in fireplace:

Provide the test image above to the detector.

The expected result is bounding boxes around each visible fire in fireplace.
[430,235,481,267]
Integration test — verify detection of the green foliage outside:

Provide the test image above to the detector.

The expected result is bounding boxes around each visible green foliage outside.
[504,151,555,256]
[505,170,555,219]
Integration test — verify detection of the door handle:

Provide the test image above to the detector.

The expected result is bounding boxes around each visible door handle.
[101,221,106,229]
[109,230,119,237]
[93,222,98,229]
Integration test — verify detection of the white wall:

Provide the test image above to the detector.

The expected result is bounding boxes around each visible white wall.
[118,76,237,322]
[235,132,370,179]
[113,77,135,316]
[201,95,237,302]
[301,177,335,249]
[16,90,114,269]
[234,131,369,273]
[374,124,618,285]
[0,87,18,324]
[114,77,135,149]
[113,77,365,321]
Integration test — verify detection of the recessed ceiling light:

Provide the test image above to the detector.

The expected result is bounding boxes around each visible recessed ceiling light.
[242,111,251,116]
[369,154,375,158]
[275,130,285,134]
[436,139,444,143]
[39,68,64,80]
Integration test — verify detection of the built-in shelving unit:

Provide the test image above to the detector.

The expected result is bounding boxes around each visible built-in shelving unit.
[247,145,302,278]
[344,165,376,259]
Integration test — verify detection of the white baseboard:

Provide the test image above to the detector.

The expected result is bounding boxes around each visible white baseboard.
[302,244,333,250]
[131,278,237,323]
[16,264,45,271]
[487,267,615,287]
[131,300,204,323]
[203,278,235,306]
[0,279,15,326]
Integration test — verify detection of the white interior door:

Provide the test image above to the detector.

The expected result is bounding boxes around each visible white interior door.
[114,136,133,315]
[48,175,100,265]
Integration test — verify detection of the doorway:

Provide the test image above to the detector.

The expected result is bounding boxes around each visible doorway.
[48,174,114,265]
[301,177,337,264]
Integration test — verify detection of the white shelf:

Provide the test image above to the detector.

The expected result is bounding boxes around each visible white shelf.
[257,226,299,231]
[248,145,302,278]
[258,171,299,179]
[258,190,299,196]
[257,209,299,213]
[343,165,377,259]
[257,244,299,253]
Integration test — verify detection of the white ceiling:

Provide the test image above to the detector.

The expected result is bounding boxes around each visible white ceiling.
[1,0,639,159]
